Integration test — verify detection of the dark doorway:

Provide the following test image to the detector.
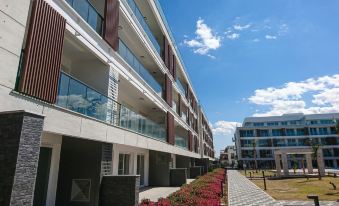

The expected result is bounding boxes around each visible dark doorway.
[33,147,52,206]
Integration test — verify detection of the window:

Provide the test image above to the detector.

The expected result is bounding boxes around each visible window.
[287,139,297,146]
[241,150,254,158]
[320,119,333,124]
[310,120,318,125]
[273,139,286,147]
[281,121,288,126]
[296,128,305,136]
[272,129,283,136]
[310,128,318,135]
[289,121,297,125]
[319,127,328,135]
[258,139,271,147]
[240,130,254,137]
[241,139,254,147]
[267,122,278,126]
[286,129,295,136]
[253,122,264,127]
[118,154,130,175]
[257,129,269,137]
[259,150,272,158]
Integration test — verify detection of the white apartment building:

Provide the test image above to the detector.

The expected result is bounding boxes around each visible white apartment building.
[0,0,215,205]
[235,113,339,169]
[220,145,237,167]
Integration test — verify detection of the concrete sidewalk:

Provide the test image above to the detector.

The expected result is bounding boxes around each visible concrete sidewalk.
[139,179,195,202]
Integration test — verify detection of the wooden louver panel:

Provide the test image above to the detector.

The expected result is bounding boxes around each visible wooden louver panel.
[19,0,66,104]
[104,0,119,51]
[165,74,172,107]
[167,112,175,145]
[163,37,169,68]
[188,131,193,151]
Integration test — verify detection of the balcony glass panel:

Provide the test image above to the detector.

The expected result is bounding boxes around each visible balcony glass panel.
[56,72,114,123]
[125,0,161,54]
[66,0,103,35]
[176,78,187,97]
[118,40,163,97]
[175,134,188,149]
[120,105,167,142]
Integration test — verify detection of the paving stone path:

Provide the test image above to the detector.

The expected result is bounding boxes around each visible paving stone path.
[227,170,338,206]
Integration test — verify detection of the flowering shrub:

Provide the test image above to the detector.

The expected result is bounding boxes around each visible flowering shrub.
[139,168,225,206]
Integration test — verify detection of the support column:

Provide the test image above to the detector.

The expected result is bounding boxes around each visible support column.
[281,153,289,176]
[317,149,325,176]
[0,111,44,206]
[306,153,313,174]
[274,154,282,177]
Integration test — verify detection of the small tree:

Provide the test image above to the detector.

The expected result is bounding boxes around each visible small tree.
[308,138,322,180]
[291,154,298,174]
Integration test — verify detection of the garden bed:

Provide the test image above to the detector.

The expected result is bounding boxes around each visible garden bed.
[139,168,226,206]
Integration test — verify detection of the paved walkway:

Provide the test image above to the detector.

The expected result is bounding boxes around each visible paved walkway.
[228,170,338,206]
[139,179,195,202]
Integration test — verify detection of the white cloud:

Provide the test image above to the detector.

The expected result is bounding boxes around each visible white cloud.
[233,24,251,31]
[278,23,289,36]
[212,121,242,136]
[184,19,221,57]
[226,33,240,40]
[265,35,277,40]
[248,74,339,116]
[252,38,260,42]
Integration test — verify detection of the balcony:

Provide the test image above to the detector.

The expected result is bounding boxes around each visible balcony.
[123,0,161,54]
[56,72,167,142]
[65,0,104,35]
[118,40,163,97]
[176,78,187,97]
[175,134,188,150]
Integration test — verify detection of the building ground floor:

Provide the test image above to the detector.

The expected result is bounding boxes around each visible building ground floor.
[240,157,339,170]
[0,111,213,206]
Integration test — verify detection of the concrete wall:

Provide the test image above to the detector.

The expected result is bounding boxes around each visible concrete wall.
[176,155,192,178]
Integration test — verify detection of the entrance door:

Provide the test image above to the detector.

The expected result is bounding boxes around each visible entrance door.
[33,147,52,206]
[137,154,145,186]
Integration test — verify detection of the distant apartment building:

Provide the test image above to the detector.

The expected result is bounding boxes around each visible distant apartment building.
[220,145,237,167]
[234,113,339,169]
[0,0,214,205]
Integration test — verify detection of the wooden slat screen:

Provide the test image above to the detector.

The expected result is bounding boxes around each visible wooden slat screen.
[167,112,174,145]
[188,131,193,151]
[104,0,119,51]
[19,0,66,103]
[165,74,172,107]
[163,37,169,68]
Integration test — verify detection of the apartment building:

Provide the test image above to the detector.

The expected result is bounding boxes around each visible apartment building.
[220,145,237,167]
[0,0,214,205]
[234,113,339,169]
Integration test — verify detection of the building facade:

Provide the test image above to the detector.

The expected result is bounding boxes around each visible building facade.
[234,113,339,169]
[219,145,237,167]
[0,0,214,205]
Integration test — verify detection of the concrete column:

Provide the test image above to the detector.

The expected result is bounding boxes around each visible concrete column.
[0,111,44,206]
[317,149,325,176]
[281,153,289,176]
[306,153,313,174]
[274,154,282,177]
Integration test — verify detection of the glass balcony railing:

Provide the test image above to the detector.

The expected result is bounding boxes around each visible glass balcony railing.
[176,78,187,97]
[66,0,103,35]
[57,72,118,124]
[120,105,167,142]
[56,72,167,141]
[118,40,163,97]
[124,0,161,54]
[175,134,188,149]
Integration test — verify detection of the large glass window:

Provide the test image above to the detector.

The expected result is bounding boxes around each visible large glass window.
[267,122,278,126]
[286,129,295,136]
[273,139,286,147]
[272,129,283,137]
[296,128,305,136]
[310,128,318,135]
[240,130,254,137]
[118,154,130,175]
[253,122,264,127]
[257,129,269,137]
[319,127,328,135]
[259,150,272,158]
[258,139,271,147]
[241,150,254,158]
[287,139,297,146]
[241,139,254,147]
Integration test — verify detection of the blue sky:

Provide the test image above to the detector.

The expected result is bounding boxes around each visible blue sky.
[159,0,339,155]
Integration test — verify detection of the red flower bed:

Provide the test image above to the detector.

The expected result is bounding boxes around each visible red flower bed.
[139,168,225,206]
